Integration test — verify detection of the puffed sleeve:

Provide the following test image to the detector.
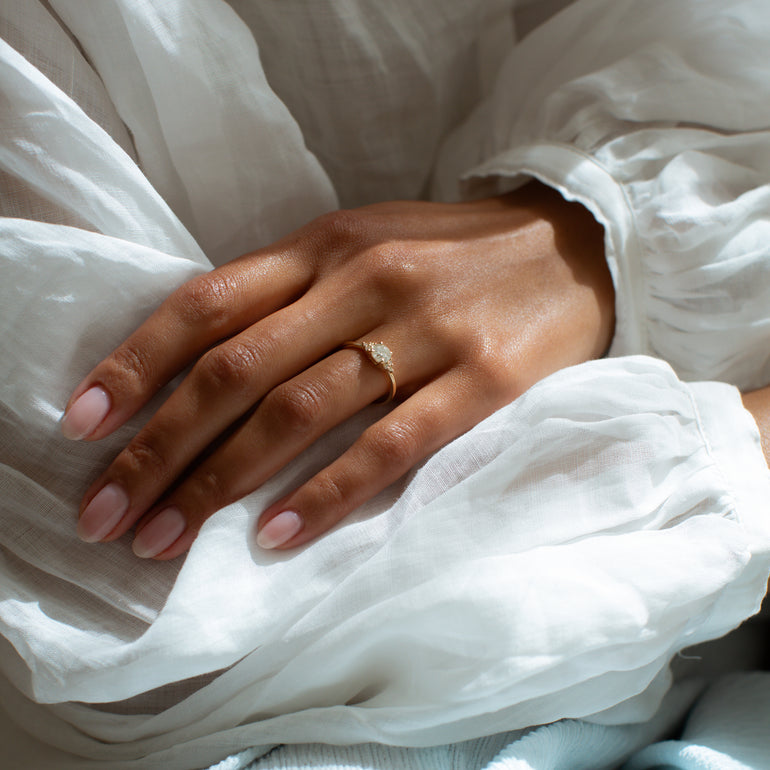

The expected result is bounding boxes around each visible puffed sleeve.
[433,0,770,391]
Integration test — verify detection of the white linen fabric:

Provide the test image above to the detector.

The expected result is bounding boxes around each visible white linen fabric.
[1,1,770,769]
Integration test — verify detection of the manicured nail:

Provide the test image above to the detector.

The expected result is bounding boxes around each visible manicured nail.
[61,386,111,440]
[256,510,303,549]
[77,483,129,543]
[132,507,187,559]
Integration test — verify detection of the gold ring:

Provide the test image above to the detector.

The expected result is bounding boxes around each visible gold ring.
[342,341,397,403]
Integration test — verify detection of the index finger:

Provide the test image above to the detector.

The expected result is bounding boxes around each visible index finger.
[60,248,313,441]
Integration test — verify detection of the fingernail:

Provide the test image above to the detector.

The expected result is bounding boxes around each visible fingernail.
[132,507,187,558]
[256,510,303,549]
[61,386,111,440]
[77,483,129,543]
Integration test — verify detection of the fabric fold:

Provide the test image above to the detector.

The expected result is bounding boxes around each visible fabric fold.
[437,0,770,391]
[50,0,338,264]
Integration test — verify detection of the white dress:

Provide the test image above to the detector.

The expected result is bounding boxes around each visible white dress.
[0,1,769,768]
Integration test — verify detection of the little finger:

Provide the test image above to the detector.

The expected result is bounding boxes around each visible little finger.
[254,371,488,550]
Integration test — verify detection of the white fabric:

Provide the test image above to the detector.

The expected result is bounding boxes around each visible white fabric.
[214,680,704,770]
[1,1,770,769]
[435,0,770,391]
[206,629,770,769]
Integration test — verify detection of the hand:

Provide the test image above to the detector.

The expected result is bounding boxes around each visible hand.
[61,181,614,559]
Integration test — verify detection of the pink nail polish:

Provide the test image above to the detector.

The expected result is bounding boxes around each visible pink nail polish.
[77,483,129,543]
[256,510,303,549]
[61,386,111,440]
[132,507,187,559]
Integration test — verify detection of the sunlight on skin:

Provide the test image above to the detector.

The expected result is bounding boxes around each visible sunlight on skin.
[742,386,770,599]
[742,386,770,469]
[61,182,614,559]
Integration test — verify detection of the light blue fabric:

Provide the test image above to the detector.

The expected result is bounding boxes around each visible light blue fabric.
[625,673,770,770]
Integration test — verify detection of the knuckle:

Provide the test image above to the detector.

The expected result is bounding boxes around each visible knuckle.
[109,341,155,391]
[362,242,424,297]
[185,469,229,510]
[120,433,169,479]
[304,471,347,512]
[469,336,512,389]
[312,209,368,251]
[174,272,238,329]
[457,342,516,404]
[264,381,325,435]
[196,342,260,391]
[364,420,420,469]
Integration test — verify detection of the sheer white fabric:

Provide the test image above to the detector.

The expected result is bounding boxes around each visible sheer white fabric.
[1,1,770,768]
[435,0,770,390]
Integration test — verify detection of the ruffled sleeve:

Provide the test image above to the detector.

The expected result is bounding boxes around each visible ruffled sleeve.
[434,0,770,391]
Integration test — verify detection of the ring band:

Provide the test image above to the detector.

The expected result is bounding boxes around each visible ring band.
[342,341,397,403]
